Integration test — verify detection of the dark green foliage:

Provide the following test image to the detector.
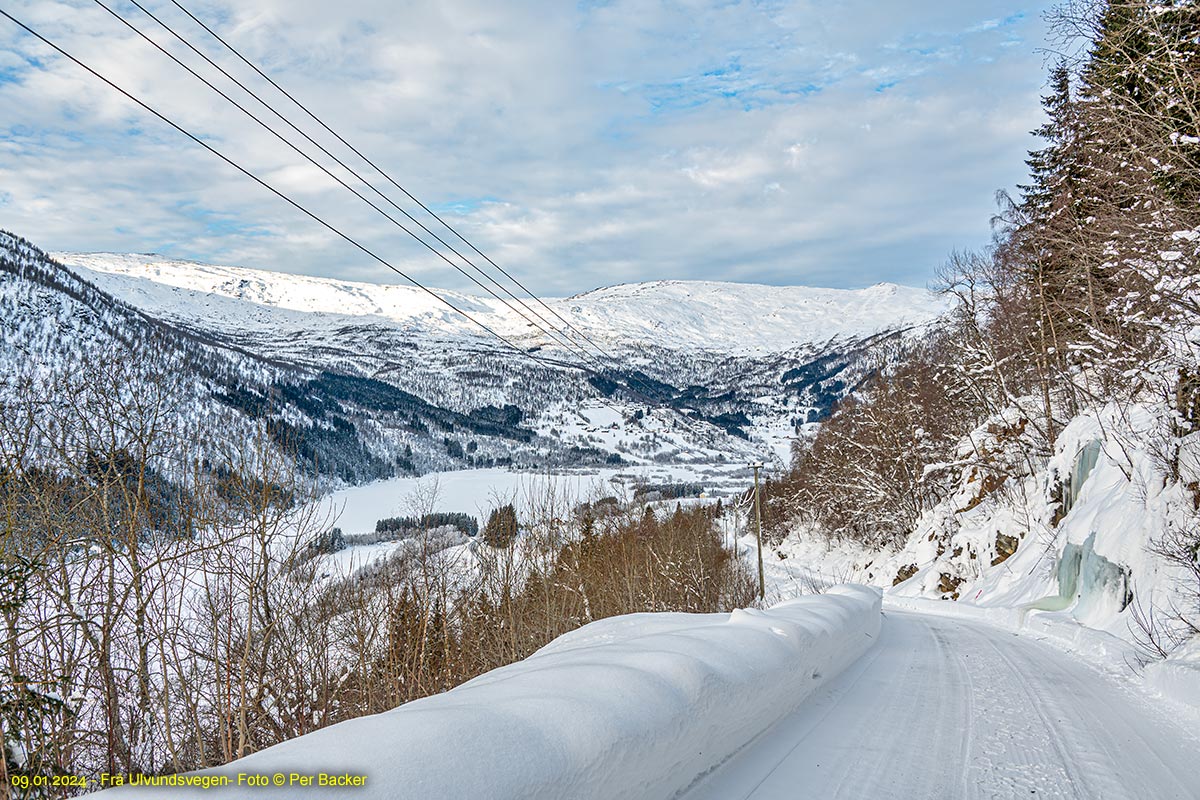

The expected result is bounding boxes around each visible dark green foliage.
[705,412,752,439]
[587,374,620,397]
[783,0,1200,550]
[266,416,393,484]
[310,527,346,554]
[469,404,524,428]
[210,462,294,509]
[375,512,479,538]
[85,448,193,539]
[635,482,706,500]
[215,371,539,481]
[482,504,519,548]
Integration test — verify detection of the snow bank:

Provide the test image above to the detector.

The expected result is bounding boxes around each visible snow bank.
[1145,640,1200,713]
[90,586,881,799]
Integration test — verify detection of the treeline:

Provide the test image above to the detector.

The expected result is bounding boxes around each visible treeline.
[779,0,1199,547]
[375,512,480,538]
[635,482,706,500]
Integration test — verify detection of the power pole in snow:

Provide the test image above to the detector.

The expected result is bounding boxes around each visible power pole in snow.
[751,462,765,601]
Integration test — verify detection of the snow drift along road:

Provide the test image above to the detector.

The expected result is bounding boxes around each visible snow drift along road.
[90,585,881,799]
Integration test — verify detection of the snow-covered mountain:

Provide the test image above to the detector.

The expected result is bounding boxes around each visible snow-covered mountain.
[55,252,944,355]
[53,250,947,464]
[3,233,948,484]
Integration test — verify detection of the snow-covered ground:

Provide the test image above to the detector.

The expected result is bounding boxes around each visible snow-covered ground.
[83,569,1200,799]
[684,608,1200,800]
[37,249,940,474]
[77,451,1200,800]
[89,586,882,799]
[322,465,745,537]
[756,400,1200,716]
[310,463,751,582]
[320,463,749,536]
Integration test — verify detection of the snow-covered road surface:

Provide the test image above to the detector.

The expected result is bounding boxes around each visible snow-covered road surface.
[684,610,1200,800]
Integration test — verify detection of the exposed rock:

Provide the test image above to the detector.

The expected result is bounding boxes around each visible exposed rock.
[938,572,962,599]
[893,564,918,586]
[957,472,1008,513]
[991,533,1020,566]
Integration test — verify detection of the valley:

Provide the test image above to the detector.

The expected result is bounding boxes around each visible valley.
[5,238,947,484]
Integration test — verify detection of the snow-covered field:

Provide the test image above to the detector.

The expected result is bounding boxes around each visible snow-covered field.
[310,463,751,581]
[319,462,749,536]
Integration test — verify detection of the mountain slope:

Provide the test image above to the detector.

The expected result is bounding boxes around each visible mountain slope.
[0,234,596,481]
[3,233,950,484]
[50,250,948,467]
[55,252,947,355]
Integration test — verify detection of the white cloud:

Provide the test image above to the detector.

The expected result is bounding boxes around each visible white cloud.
[0,0,1054,294]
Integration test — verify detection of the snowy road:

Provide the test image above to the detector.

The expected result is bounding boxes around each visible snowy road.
[684,610,1200,800]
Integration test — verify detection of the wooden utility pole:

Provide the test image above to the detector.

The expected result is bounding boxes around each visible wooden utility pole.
[751,462,765,601]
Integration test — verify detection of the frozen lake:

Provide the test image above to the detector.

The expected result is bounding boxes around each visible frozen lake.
[320,463,752,536]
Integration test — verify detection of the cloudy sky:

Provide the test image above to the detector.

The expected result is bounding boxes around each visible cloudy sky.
[0,0,1056,295]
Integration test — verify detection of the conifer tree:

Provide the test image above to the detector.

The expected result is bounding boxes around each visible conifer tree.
[483,504,519,548]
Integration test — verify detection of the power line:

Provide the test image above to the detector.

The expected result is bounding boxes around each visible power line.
[90,0,607,368]
[115,0,706,424]
[117,0,609,369]
[0,7,555,372]
[164,0,629,367]
[3,7,725,454]
[93,0,690,433]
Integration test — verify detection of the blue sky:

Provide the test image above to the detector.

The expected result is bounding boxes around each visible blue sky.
[0,0,1055,294]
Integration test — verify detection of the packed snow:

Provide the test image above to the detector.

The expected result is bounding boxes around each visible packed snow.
[89,586,882,799]
[684,608,1200,799]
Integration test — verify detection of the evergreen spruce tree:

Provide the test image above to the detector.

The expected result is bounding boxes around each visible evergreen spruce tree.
[482,504,519,548]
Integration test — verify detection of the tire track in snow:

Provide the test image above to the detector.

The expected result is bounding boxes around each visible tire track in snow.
[973,622,1198,799]
[682,610,1200,800]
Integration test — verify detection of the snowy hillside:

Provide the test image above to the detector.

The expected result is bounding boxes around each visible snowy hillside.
[37,249,947,472]
[761,399,1200,715]
[0,231,276,471]
[0,233,662,481]
[55,252,948,355]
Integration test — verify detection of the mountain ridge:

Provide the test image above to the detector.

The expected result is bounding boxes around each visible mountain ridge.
[3,231,950,485]
[53,251,948,355]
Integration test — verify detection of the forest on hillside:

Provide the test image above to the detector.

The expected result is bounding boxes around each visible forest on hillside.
[767,0,1200,643]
